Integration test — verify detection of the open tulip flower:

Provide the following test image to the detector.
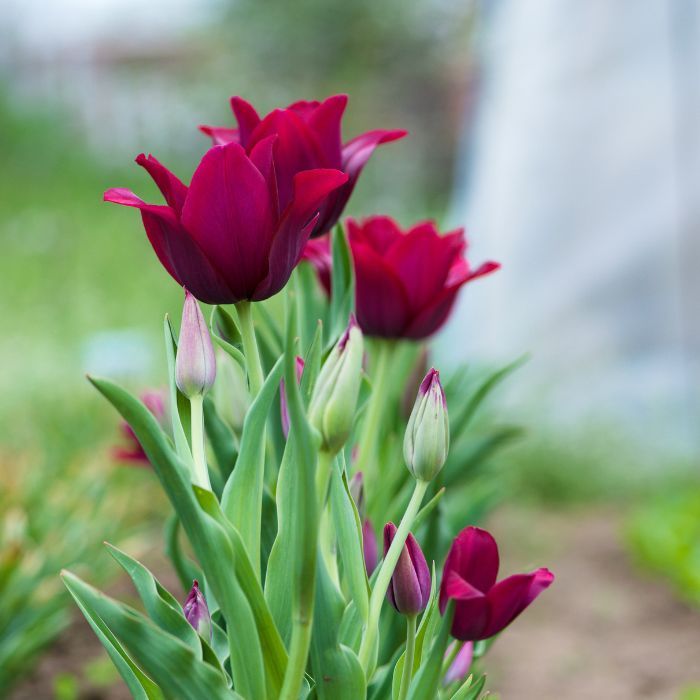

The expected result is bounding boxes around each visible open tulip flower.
[304,215,500,339]
[200,94,407,236]
[104,144,347,304]
[440,526,554,642]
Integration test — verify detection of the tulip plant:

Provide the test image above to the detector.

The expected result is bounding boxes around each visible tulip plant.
[64,94,553,699]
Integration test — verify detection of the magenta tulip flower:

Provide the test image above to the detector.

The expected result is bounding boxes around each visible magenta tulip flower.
[384,522,431,616]
[200,95,406,236]
[104,144,347,304]
[112,390,166,466]
[303,216,500,339]
[439,527,554,641]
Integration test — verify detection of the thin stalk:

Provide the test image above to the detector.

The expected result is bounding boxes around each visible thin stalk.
[354,340,393,498]
[358,479,429,673]
[398,614,417,700]
[189,395,211,490]
[279,449,335,700]
[236,300,264,397]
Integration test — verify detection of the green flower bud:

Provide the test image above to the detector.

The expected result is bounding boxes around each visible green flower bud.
[403,368,449,482]
[309,315,364,453]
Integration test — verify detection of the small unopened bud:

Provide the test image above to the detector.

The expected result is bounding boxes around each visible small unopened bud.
[280,356,305,439]
[213,349,250,433]
[176,290,216,399]
[363,518,378,576]
[403,368,449,482]
[308,315,364,453]
[443,641,474,686]
[183,579,211,641]
[349,471,365,519]
[383,522,431,616]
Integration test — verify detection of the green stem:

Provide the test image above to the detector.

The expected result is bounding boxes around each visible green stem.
[279,449,335,700]
[358,479,429,674]
[237,300,264,397]
[354,340,393,498]
[189,395,211,490]
[398,615,417,700]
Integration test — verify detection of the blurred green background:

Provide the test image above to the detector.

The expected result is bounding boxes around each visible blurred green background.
[1,0,699,697]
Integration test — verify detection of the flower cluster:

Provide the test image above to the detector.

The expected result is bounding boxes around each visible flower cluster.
[67,91,553,700]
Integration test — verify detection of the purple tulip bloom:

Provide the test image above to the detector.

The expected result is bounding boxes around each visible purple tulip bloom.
[439,527,554,641]
[383,522,431,616]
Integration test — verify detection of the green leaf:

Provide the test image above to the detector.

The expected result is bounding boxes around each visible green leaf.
[413,488,446,532]
[329,460,369,626]
[210,306,246,370]
[62,572,236,699]
[452,674,486,700]
[163,315,193,465]
[328,223,355,346]
[221,356,284,577]
[203,396,238,483]
[164,514,199,593]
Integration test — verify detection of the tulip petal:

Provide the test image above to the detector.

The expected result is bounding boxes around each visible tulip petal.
[441,571,490,641]
[439,527,499,610]
[198,124,240,146]
[307,94,348,167]
[182,142,275,301]
[104,189,236,303]
[483,568,554,638]
[341,128,408,175]
[405,531,432,610]
[254,168,347,300]
[249,135,280,219]
[301,235,332,295]
[135,154,188,215]
[443,642,474,686]
[230,96,261,147]
[347,216,402,255]
[352,241,411,337]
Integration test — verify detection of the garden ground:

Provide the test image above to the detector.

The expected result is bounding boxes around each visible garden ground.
[10,506,700,700]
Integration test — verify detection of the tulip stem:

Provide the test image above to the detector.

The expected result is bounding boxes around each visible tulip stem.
[236,301,264,397]
[398,614,417,700]
[354,340,394,505]
[358,479,429,675]
[189,395,211,490]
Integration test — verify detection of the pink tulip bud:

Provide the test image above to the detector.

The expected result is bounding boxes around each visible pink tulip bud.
[363,518,378,576]
[175,289,216,399]
[383,522,431,616]
[280,356,304,438]
[404,368,449,482]
[443,642,474,686]
[183,579,211,641]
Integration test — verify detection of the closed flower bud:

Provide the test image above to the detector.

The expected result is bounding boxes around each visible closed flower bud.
[403,368,449,482]
[349,471,365,519]
[280,356,305,439]
[308,315,363,453]
[363,518,378,576]
[176,289,216,399]
[383,523,431,616]
[183,579,212,641]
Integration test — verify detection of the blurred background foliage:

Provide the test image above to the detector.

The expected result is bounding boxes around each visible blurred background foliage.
[1,0,699,695]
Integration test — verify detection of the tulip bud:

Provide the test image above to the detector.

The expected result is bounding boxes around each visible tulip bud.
[280,356,305,439]
[175,290,216,399]
[443,642,474,686]
[363,518,378,576]
[213,348,250,433]
[383,522,431,616]
[308,315,364,453]
[183,579,212,641]
[403,368,449,482]
[349,471,365,519]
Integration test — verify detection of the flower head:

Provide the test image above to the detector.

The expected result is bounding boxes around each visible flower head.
[303,216,499,339]
[183,579,212,641]
[175,290,216,399]
[404,368,449,482]
[105,145,347,304]
[200,95,406,236]
[439,527,554,641]
[383,522,431,616]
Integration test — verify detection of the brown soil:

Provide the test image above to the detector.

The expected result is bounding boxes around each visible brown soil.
[9,508,700,699]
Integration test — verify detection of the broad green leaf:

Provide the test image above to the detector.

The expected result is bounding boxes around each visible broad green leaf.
[164,514,199,593]
[88,378,266,699]
[294,263,326,354]
[105,544,201,656]
[452,674,486,700]
[163,315,193,464]
[194,487,288,697]
[64,579,162,700]
[329,461,369,626]
[310,557,366,700]
[328,223,355,346]
[221,357,284,577]
[62,572,235,699]
[203,396,238,483]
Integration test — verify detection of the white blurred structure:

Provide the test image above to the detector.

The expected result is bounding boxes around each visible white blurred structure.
[442,0,700,458]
